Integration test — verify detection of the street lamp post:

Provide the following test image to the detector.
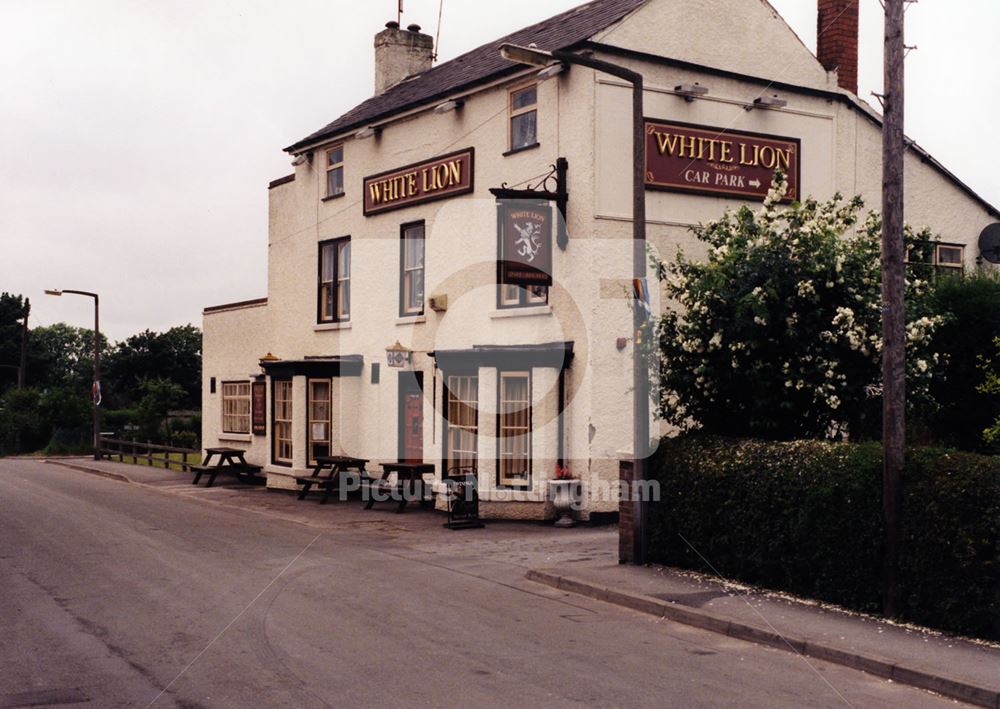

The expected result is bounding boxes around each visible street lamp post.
[45,289,102,461]
[501,44,649,564]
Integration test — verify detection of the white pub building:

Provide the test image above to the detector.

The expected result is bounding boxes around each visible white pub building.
[203,0,999,520]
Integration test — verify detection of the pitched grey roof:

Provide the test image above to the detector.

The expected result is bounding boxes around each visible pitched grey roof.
[285,0,648,152]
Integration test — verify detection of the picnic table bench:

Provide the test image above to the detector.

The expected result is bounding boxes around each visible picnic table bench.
[365,462,436,513]
[190,447,264,487]
[295,455,370,504]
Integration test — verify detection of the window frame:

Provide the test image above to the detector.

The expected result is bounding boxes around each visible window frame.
[497,282,549,309]
[496,370,532,489]
[507,83,539,153]
[905,239,965,280]
[324,144,345,199]
[306,378,332,467]
[935,243,964,269]
[399,221,426,317]
[442,373,479,478]
[221,380,251,434]
[271,378,293,467]
[317,236,351,324]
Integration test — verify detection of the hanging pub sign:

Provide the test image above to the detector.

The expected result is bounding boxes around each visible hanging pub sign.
[251,381,266,436]
[363,148,474,216]
[644,119,800,202]
[499,201,553,287]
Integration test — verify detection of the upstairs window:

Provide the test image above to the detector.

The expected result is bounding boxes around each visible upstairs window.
[221,381,251,434]
[500,283,548,309]
[400,222,425,316]
[319,237,350,323]
[325,145,344,198]
[509,85,538,152]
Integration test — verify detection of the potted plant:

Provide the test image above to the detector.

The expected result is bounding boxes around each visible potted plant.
[548,465,580,528]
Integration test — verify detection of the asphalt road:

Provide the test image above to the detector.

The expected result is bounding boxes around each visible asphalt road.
[0,459,958,708]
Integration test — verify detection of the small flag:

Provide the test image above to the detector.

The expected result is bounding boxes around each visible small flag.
[632,277,651,314]
[93,381,102,407]
[632,278,652,345]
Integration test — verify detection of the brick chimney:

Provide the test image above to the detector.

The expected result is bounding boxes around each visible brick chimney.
[374,21,434,95]
[817,0,859,94]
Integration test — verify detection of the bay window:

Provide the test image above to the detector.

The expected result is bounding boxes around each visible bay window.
[444,374,478,475]
[498,372,531,487]
[308,379,331,465]
[273,379,293,465]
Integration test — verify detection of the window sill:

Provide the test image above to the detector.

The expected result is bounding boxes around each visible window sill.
[219,434,252,443]
[502,142,540,157]
[490,305,552,319]
[314,321,351,332]
[396,315,426,325]
[321,192,346,202]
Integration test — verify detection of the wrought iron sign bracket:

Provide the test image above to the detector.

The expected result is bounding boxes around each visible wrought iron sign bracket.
[490,157,569,249]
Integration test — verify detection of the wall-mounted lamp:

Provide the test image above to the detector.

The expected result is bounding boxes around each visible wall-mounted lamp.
[290,153,308,167]
[355,125,382,140]
[385,341,413,369]
[433,99,465,114]
[674,82,709,102]
[748,94,788,111]
[258,352,280,373]
[536,63,566,82]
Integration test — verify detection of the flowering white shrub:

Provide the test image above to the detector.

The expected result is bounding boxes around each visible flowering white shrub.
[979,337,1000,445]
[650,172,943,440]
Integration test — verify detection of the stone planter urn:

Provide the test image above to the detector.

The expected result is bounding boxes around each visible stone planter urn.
[548,479,580,528]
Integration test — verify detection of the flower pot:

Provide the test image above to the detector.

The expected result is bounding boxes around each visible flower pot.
[548,479,579,528]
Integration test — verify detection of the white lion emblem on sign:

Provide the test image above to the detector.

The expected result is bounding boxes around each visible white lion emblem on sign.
[513,220,541,262]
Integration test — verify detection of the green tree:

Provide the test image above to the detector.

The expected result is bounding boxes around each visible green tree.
[650,173,942,441]
[135,378,186,443]
[0,293,28,393]
[0,387,46,454]
[104,325,201,409]
[26,323,108,394]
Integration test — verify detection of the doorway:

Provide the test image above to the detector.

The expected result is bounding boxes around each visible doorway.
[398,371,424,463]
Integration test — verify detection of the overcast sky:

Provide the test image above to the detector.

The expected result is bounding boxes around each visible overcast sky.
[2,0,997,342]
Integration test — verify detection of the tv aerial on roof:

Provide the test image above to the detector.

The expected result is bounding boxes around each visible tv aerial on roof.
[978,223,1000,264]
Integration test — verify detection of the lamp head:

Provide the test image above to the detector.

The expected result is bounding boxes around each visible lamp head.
[44,289,62,296]
[500,43,553,67]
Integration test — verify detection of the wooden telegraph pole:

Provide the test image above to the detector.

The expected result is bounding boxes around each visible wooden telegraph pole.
[881,0,906,619]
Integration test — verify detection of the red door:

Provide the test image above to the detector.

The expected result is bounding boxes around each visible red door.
[399,372,423,463]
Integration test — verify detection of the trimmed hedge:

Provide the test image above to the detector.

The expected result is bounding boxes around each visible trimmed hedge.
[648,436,1000,639]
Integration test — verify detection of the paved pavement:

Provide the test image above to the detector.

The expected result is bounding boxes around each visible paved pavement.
[0,457,985,707]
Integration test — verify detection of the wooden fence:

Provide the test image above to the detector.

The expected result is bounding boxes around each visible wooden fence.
[98,437,201,473]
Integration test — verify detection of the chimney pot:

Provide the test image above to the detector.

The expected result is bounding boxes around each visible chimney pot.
[385,20,400,29]
[817,0,859,94]
[407,23,422,33]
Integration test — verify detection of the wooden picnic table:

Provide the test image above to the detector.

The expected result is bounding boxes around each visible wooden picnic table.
[190,447,263,487]
[296,455,370,504]
[365,462,436,513]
